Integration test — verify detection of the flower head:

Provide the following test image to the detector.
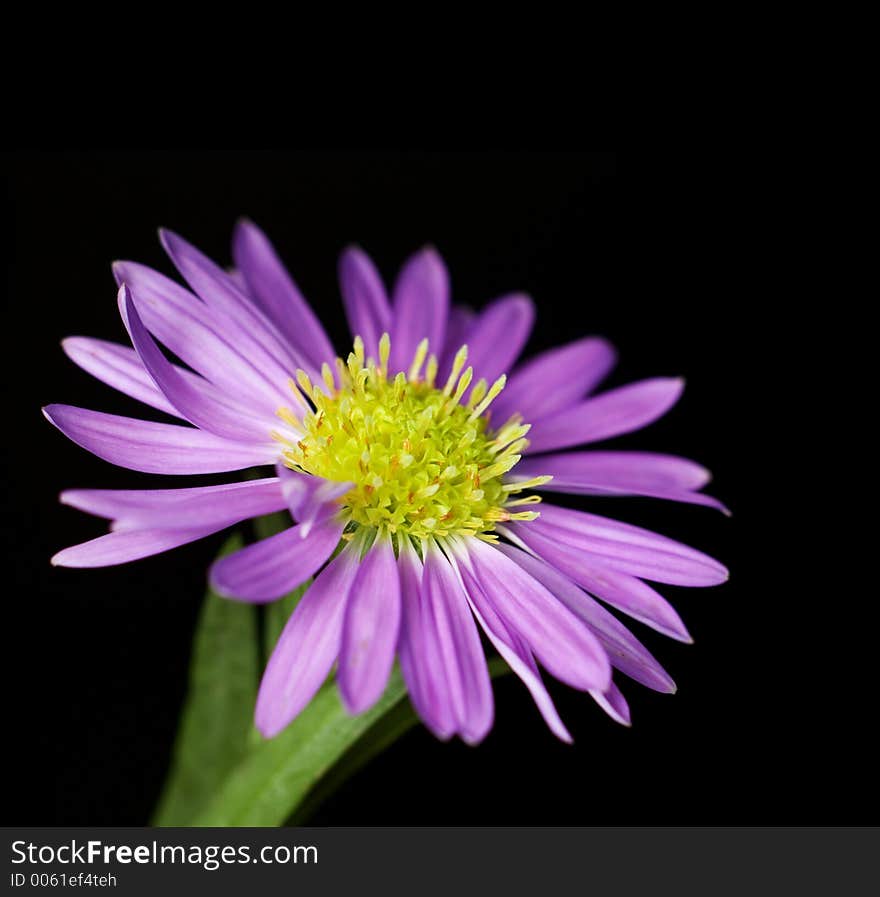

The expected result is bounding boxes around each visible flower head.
[277,334,537,540]
[47,220,728,743]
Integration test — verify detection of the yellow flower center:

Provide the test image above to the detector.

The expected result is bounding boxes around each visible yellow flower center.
[273,334,550,540]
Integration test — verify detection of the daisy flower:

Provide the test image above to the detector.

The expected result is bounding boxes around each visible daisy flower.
[46,220,728,743]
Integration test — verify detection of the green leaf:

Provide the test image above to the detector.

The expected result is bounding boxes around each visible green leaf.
[251,574,311,750]
[253,510,309,660]
[191,659,512,827]
[151,533,259,826]
[287,656,510,824]
[190,669,410,826]
[253,509,289,542]
[154,510,515,827]
[263,580,310,660]
[284,685,422,825]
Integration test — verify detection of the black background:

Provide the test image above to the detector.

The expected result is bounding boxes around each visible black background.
[3,151,866,824]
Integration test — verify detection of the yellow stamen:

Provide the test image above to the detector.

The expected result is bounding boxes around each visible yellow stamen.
[442,345,468,396]
[378,332,391,378]
[274,336,547,540]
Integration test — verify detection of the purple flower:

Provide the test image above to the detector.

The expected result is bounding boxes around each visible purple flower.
[47,220,728,743]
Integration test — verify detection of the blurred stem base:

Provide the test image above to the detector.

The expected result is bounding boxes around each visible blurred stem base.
[152,516,509,827]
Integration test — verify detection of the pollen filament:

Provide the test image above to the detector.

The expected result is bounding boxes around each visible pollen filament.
[275,334,550,540]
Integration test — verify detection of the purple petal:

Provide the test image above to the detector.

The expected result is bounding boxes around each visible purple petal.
[60,478,286,529]
[525,503,728,586]
[461,537,611,693]
[449,541,572,742]
[439,293,535,384]
[590,681,631,726]
[276,464,352,536]
[507,526,692,642]
[161,228,313,376]
[113,261,294,416]
[232,219,336,373]
[440,306,476,362]
[51,524,227,568]
[226,267,249,293]
[526,530,720,589]
[62,337,180,417]
[525,378,685,454]
[518,450,711,491]
[565,562,692,642]
[209,517,343,603]
[441,294,534,385]
[537,503,725,566]
[338,246,391,360]
[397,537,456,739]
[255,543,360,737]
[389,248,450,374]
[43,405,277,474]
[526,484,727,514]
[495,542,676,693]
[491,336,617,424]
[422,540,493,745]
[528,504,727,586]
[121,286,270,443]
[338,536,402,714]
[514,448,728,513]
